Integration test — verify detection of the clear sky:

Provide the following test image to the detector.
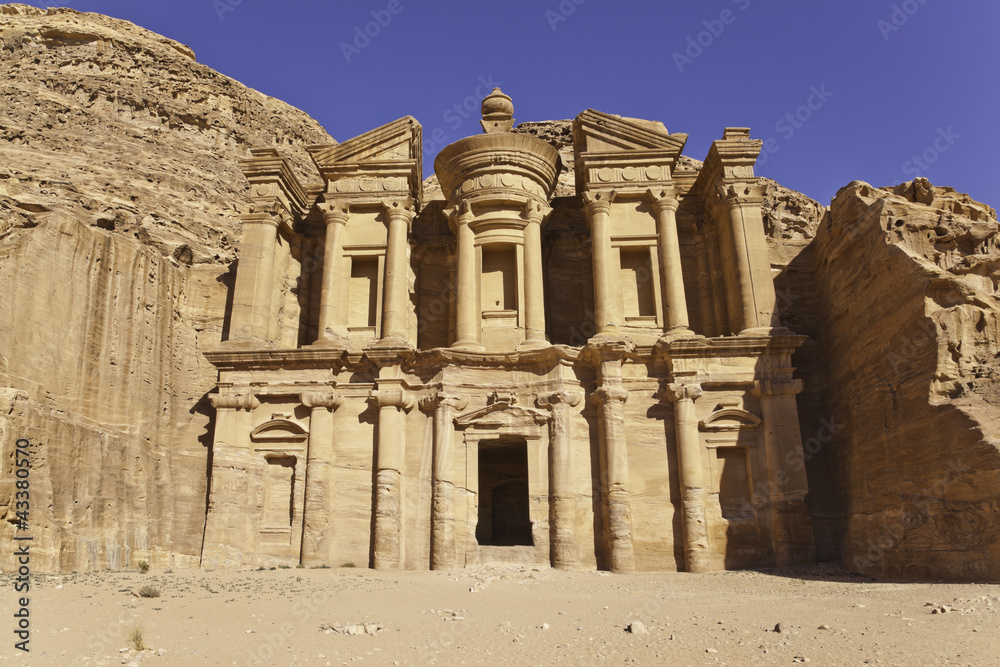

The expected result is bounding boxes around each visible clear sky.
[24,0,1000,207]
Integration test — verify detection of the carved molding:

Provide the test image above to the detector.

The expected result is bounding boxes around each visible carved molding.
[209,393,260,411]
[370,388,415,412]
[593,385,629,406]
[662,383,704,404]
[419,392,469,413]
[537,390,583,410]
[300,391,343,411]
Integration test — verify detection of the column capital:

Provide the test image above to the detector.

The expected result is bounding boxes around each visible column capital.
[537,390,583,410]
[209,393,260,411]
[662,383,704,404]
[419,391,469,413]
[444,200,475,227]
[522,200,553,225]
[582,189,615,216]
[318,201,349,226]
[370,387,415,412]
[240,210,283,229]
[646,187,680,213]
[593,385,629,406]
[717,181,767,208]
[382,199,417,225]
[752,377,804,397]
[300,391,343,411]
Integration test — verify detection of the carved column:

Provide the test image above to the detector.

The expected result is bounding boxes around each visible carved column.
[420,392,468,570]
[315,203,349,344]
[381,201,415,345]
[452,204,481,349]
[583,192,617,333]
[719,183,778,334]
[299,391,342,566]
[753,377,815,565]
[664,382,712,573]
[202,393,260,565]
[370,383,414,570]
[521,202,550,348]
[593,376,634,573]
[229,212,280,343]
[538,390,583,570]
[648,188,692,336]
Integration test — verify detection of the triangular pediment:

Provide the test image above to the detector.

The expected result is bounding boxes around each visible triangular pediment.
[573,109,687,155]
[308,116,421,168]
[455,401,549,428]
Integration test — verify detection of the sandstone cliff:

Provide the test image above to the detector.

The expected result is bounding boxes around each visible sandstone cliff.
[2,6,997,581]
[807,179,1000,580]
[0,5,332,571]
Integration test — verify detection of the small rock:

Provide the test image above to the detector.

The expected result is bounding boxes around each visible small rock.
[773,622,785,633]
[818,624,831,630]
[706,648,718,653]
[626,621,647,635]
[541,623,550,630]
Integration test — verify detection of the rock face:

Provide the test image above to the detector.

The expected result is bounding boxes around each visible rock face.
[805,179,1000,580]
[0,5,331,571]
[1,7,997,581]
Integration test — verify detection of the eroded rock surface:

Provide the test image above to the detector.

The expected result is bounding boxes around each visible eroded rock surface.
[0,5,331,571]
[809,178,1000,580]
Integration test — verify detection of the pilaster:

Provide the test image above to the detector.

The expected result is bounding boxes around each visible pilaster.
[538,389,584,570]
[299,391,343,567]
[369,378,414,570]
[420,391,469,570]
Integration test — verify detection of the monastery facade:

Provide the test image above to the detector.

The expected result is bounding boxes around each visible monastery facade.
[201,90,815,573]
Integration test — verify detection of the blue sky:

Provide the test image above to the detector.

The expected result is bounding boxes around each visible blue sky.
[27,0,1000,207]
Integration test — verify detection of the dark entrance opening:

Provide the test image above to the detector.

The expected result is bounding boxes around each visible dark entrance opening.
[476,439,532,546]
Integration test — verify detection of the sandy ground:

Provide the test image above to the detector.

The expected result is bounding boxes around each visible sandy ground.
[1,564,998,666]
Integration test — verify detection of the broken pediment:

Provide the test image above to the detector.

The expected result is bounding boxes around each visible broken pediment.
[573,109,688,194]
[307,116,423,204]
[573,109,687,155]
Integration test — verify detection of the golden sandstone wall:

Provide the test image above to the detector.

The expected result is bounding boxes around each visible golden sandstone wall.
[0,5,331,570]
[1,6,997,580]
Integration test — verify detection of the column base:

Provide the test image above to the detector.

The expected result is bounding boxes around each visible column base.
[372,336,412,350]
[451,340,486,352]
[517,338,550,351]
[311,334,348,348]
[739,326,794,337]
[658,327,699,342]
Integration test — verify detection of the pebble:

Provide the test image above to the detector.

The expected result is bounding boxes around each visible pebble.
[774,623,785,633]
[818,624,831,630]
[626,621,647,635]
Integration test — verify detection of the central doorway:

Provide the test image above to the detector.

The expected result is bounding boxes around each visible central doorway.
[476,439,533,546]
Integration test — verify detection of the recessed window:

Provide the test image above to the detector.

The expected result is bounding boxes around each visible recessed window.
[481,245,517,312]
[348,256,379,328]
[619,247,656,319]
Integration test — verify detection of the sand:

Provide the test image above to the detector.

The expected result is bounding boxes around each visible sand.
[2,564,998,665]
